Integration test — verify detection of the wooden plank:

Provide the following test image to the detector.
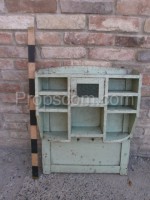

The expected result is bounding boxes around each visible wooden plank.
[31,139,38,153]
[30,125,38,139]
[32,153,38,166]
[32,166,38,178]
[107,106,137,114]
[108,91,138,97]
[28,63,35,79]
[120,140,130,175]
[42,139,51,174]
[51,165,120,173]
[39,106,68,113]
[29,79,35,95]
[136,75,142,117]
[28,27,35,45]
[37,74,141,79]
[28,27,38,178]
[51,140,121,166]
[39,91,68,96]
[30,110,37,125]
[29,96,35,110]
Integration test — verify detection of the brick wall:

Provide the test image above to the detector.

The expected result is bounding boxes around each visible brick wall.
[0,0,150,156]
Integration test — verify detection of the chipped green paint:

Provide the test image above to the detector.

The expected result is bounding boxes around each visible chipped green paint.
[35,67,142,175]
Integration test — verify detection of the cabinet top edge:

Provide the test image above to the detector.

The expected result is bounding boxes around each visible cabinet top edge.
[36,66,141,77]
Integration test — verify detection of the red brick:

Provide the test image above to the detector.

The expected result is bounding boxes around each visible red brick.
[4,113,29,122]
[10,131,30,139]
[144,128,150,136]
[42,47,86,59]
[0,130,9,138]
[36,60,62,69]
[142,36,150,48]
[0,104,24,113]
[112,62,146,73]
[148,111,150,118]
[141,97,150,109]
[64,32,114,46]
[0,94,18,103]
[137,118,150,128]
[143,75,150,86]
[137,50,150,62]
[21,82,29,93]
[144,66,150,73]
[144,19,150,33]
[36,32,62,45]
[62,60,111,67]
[142,86,150,97]
[60,0,114,14]
[15,32,27,44]
[5,0,57,13]
[37,15,86,30]
[115,35,150,48]
[0,16,34,30]
[89,16,141,32]
[21,105,29,114]
[0,0,5,13]
[3,122,28,131]
[14,60,28,70]
[0,32,13,44]
[139,109,148,119]
[0,59,14,69]
[0,47,27,58]
[117,0,150,16]
[115,36,145,47]
[89,48,135,61]
[134,127,144,138]
[1,70,28,81]
[0,83,21,93]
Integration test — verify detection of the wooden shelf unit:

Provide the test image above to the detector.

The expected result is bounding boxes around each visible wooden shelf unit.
[35,66,142,175]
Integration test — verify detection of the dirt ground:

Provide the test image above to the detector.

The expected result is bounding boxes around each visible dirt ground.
[0,146,150,200]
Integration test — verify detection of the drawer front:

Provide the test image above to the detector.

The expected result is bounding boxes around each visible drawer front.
[71,78,105,105]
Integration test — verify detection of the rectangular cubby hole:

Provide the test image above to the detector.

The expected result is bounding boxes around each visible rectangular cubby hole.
[42,112,68,140]
[39,95,68,110]
[106,113,136,141]
[39,77,67,92]
[108,78,139,93]
[71,107,104,137]
[108,96,138,110]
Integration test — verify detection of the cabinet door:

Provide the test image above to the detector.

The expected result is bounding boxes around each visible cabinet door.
[71,78,105,105]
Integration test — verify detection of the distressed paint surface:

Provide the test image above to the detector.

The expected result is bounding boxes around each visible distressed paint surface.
[35,67,141,175]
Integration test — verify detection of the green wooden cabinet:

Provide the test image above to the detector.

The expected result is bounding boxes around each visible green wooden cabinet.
[35,67,142,175]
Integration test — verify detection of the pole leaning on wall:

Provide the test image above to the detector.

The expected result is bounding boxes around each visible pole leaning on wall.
[28,27,39,178]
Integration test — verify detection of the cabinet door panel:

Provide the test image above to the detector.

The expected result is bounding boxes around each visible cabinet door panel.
[71,78,105,105]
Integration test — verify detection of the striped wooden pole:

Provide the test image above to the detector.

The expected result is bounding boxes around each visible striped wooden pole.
[28,27,39,178]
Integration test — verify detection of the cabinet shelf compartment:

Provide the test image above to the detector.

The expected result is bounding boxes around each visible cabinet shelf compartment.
[108,91,138,97]
[40,112,69,141]
[38,77,67,93]
[107,106,137,113]
[44,131,68,141]
[39,105,68,112]
[72,127,103,137]
[105,113,136,142]
[38,95,68,113]
[107,96,138,113]
[108,78,139,93]
[39,90,68,96]
[71,107,104,138]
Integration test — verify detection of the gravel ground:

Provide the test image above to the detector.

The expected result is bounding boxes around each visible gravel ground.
[0,146,150,200]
